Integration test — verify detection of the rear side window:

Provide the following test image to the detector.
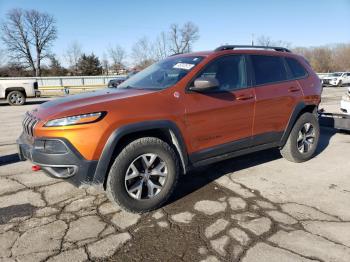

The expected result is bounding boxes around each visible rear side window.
[286,57,308,79]
[251,55,287,85]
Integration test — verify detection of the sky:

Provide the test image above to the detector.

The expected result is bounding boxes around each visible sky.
[0,0,350,66]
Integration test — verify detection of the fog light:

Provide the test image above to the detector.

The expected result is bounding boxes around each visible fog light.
[44,140,67,154]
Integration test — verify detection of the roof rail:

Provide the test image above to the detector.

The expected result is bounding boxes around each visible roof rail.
[215,45,291,53]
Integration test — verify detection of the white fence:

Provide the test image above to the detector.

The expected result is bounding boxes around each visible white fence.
[0,75,127,88]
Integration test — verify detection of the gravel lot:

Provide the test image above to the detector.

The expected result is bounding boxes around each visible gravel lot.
[0,87,350,262]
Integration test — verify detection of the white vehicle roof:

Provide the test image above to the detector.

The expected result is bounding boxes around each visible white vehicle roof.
[0,79,37,84]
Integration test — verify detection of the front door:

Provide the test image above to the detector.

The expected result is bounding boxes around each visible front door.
[184,55,255,160]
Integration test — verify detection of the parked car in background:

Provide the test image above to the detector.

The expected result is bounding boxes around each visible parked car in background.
[340,87,350,114]
[107,77,126,88]
[107,71,140,88]
[317,73,332,80]
[0,79,40,105]
[322,72,350,87]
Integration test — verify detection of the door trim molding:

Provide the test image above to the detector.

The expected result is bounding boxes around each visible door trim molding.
[189,131,283,165]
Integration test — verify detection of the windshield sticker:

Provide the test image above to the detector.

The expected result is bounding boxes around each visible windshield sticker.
[173,63,195,70]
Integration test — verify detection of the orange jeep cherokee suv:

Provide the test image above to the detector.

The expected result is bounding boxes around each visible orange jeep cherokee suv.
[17,45,322,213]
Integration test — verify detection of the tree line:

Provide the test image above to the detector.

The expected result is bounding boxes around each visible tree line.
[293,44,350,73]
[0,8,349,77]
[0,8,199,77]
[255,36,350,73]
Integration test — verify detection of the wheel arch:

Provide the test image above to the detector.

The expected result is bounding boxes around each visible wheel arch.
[92,120,189,188]
[280,102,318,147]
[5,87,27,97]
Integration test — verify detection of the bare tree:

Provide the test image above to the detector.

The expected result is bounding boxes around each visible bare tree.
[256,35,291,48]
[154,31,170,60]
[293,45,350,72]
[131,37,156,69]
[64,41,82,75]
[331,44,350,71]
[0,49,7,67]
[312,47,333,72]
[129,22,199,66]
[108,45,126,72]
[1,9,35,74]
[1,8,57,76]
[169,22,199,54]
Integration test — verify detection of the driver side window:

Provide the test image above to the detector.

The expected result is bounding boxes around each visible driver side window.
[197,55,247,91]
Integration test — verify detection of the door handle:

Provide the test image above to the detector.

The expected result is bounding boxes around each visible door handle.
[236,94,254,101]
[288,87,300,93]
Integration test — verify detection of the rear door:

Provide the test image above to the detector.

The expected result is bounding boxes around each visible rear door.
[250,54,303,145]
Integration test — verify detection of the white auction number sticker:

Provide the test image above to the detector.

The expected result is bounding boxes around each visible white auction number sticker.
[173,63,195,70]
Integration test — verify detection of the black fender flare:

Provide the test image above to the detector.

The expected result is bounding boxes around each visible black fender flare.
[280,102,317,146]
[92,120,189,185]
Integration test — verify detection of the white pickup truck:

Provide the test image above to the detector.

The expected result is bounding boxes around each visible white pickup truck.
[0,79,40,105]
[322,72,350,87]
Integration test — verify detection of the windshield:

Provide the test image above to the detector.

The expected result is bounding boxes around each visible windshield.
[118,56,204,90]
[331,73,342,77]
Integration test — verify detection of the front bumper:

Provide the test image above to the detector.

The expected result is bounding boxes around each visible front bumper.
[329,80,339,86]
[17,133,98,186]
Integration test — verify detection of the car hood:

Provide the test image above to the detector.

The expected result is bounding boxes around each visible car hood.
[33,88,156,120]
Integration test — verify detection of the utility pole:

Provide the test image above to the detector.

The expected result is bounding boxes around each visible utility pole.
[251,33,254,46]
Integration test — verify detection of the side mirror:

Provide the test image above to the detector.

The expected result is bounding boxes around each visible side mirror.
[191,77,219,91]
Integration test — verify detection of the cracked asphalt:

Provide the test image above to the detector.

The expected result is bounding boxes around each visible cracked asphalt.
[1,87,350,262]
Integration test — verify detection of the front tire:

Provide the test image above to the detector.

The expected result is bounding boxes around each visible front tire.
[106,137,180,213]
[280,112,320,163]
[7,91,26,106]
[338,80,342,87]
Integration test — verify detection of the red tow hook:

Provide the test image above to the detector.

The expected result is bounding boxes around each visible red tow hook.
[32,165,41,171]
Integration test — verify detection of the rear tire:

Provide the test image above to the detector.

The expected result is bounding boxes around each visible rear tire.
[7,91,26,106]
[106,137,180,213]
[280,112,320,163]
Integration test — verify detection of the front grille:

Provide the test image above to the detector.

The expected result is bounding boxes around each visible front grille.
[22,113,39,137]
[323,79,329,84]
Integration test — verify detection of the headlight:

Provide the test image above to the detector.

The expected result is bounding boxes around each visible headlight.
[44,112,106,127]
[332,78,338,81]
